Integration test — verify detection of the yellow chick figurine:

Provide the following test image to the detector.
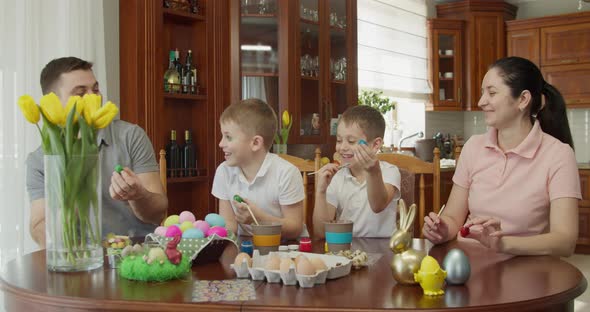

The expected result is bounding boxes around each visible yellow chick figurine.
[414,256,447,296]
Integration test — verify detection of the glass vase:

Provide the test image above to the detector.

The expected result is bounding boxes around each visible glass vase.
[45,154,103,272]
[272,144,287,155]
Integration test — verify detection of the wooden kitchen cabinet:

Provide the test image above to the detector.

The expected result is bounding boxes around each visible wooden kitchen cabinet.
[427,19,464,111]
[507,28,540,66]
[507,11,590,109]
[578,170,590,254]
[229,0,357,145]
[434,0,517,111]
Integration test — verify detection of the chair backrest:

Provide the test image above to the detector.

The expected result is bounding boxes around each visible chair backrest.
[159,149,167,194]
[377,148,441,237]
[454,146,462,165]
[277,147,321,232]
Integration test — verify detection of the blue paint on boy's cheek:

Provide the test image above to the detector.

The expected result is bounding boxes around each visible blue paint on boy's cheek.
[358,139,367,146]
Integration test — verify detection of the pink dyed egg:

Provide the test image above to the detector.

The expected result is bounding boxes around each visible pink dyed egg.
[179,211,196,223]
[154,226,167,236]
[165,225,182,237]
[207,226,228,238]
[193,220,210,234]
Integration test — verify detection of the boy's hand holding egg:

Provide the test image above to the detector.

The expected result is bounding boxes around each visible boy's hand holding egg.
[354,139,380,173]
[232,196,260,225]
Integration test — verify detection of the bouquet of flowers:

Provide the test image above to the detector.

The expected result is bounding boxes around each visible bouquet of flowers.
[18,93,118,270]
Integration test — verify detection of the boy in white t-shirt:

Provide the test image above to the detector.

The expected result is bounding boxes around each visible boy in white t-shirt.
[211,99,304,239]
[313,106,401,237]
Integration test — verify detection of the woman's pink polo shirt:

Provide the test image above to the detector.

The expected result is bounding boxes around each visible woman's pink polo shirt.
[453,120,581,236]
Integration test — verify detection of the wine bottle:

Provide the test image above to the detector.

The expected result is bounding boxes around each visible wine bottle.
[175,49,184,87]
[163,50,180,93]
[183,130,197,176]
[183,50,195,94]
[165,130,181,177]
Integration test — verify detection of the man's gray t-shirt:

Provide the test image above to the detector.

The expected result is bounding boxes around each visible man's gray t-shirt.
[26,120,160,237]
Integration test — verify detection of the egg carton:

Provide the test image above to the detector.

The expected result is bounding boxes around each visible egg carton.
[144,232,238,265]
[230,250,351,288]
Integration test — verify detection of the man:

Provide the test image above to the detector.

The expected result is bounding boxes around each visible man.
[26,57,168,248]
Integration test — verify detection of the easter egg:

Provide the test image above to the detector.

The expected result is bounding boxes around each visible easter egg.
[193,220,210,234]
[165,225,182,237]
[207,226,228,238]
[234,252,253,268]
[279,258,294,273]
[163,215,180,227]
[205,213,226,228]
[442,249,471,285]
[179,211,196,223]
[182,228,205,239]
[179,221,194,232]
[296,258,316,275]
[154,226,167,236]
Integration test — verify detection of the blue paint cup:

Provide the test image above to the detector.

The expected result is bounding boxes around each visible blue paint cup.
[324,220,353,252]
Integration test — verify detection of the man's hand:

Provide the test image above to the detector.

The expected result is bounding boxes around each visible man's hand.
[109,167,147,201]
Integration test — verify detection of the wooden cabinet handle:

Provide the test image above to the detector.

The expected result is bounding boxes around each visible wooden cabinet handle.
[560,59,578,64]
[458,87,461,104]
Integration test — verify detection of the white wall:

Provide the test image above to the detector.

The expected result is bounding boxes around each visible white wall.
[515,0,590,19]
[103,0,120,106]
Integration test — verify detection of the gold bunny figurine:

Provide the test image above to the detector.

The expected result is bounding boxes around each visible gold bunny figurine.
[390,199,426,285]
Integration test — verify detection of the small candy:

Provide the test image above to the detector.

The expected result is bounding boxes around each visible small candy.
[233,194,244,203]
[358,139,367,145]
[460,226,470,237]
[115,164,123,173]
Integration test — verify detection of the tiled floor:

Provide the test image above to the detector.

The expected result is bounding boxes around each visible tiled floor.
[563,254,590,311]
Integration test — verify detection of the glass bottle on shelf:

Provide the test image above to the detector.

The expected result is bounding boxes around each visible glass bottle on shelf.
[183,50,196,94]
[174,49,184,83]
[163,50,181,93]
[165,130,181,177]
[183,130,197,177]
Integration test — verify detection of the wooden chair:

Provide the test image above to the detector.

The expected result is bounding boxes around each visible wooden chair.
[377,148,441,237]
[277,147,321,233]
[159,149,167,194]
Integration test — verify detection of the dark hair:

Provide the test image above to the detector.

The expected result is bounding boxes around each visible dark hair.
[40,57,94,94]
[219,98,277,150]
[490,56,574,149]
[340,105,386,141]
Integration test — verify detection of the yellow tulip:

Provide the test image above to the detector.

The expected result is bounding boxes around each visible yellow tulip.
[40,93,66,126]
[282,110,291,129]
[91,102,119,129]
[65,96,85,123]
[17,95,40,124]
[82,94,101,124]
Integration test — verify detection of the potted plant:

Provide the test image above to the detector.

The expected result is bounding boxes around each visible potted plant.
[358,90,395,115]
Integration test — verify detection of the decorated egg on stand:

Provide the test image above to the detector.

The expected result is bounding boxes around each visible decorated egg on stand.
[442,248,470,285]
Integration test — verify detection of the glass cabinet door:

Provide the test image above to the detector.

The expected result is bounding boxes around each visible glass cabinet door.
[298,0,322,142]
[240,0,280,114]
[433,29,462,110]
[327,0,349,136]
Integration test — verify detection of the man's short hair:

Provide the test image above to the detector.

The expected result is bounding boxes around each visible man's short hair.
[40,57,93,94]
[340,105,386,141]
[220,98,278,150]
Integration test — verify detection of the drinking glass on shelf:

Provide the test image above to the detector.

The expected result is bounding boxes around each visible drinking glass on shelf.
[242,0,250,14]
[259,0,267,14]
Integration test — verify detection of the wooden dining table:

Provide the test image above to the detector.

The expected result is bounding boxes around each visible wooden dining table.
[1,238,587,312]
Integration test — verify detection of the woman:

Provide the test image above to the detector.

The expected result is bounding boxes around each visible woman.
[423,57,581,256]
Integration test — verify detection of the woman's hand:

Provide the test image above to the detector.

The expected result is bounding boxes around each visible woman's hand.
[423,212,450,244]
[464,216,504,252]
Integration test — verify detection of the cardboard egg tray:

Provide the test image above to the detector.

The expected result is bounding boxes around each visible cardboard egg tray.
[231,251,352,288]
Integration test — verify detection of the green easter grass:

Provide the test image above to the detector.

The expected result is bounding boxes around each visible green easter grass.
[119,255,191,282]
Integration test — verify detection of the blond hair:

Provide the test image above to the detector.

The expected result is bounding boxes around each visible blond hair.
[340,105,385,141]
[220,98,277,150]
